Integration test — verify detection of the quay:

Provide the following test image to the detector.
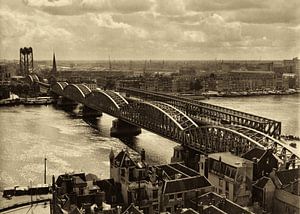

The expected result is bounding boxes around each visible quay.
[0,193,51,213]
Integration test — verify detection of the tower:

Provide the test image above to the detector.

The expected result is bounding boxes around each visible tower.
[20,47,33,76]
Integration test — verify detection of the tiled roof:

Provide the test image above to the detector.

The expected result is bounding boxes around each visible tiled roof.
[203,205,227,214]
[155,163,200,180]
[276,168,300,186]
[163,176,211,194]
[169,163,199,177]
[114,149,144,168]
[181,208,199,214]
[74,176,86,185]
[114,150,135,167]
[56,173,86,187]
[253,177,272,189]
[194,192,253,214]
[242,148,266,161]
[122,203,143,214]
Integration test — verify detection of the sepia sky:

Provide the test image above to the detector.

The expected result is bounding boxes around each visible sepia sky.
[0,0,299,60]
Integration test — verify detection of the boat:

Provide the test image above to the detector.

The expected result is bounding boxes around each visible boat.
[23,97,53,105]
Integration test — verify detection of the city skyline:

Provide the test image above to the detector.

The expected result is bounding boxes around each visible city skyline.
[0,0,299,60]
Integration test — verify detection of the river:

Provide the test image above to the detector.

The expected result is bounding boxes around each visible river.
[0,94,299,189]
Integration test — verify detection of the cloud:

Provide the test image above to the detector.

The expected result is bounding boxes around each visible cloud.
[185,0,300,25]
[23,0,152,15]
[185,0,266,12]
[1,0,299,60]
[154,0,186,15]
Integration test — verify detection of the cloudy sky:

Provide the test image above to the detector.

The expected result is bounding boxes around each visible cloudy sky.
[0,0,299,60]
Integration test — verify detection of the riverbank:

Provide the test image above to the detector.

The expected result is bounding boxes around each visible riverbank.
[202,89,297,98]
[0,96,54,106]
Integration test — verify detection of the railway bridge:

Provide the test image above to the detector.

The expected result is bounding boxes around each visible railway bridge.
[50,82,300,169]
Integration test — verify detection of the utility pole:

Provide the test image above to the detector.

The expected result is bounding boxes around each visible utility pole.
[44,157,47,184]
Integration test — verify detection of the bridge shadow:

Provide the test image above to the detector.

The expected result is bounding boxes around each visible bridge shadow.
[83,116,139,148]
[52,103,84,119]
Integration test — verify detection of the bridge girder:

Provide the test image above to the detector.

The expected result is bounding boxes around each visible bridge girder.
[120,101,198,141]
[51,84,300,167]
[26,74,39,85]
[63,84,91,103]
[227,125,300,166]
[51,82,68,96]
[84,89,128,115]
[119,87,282,139]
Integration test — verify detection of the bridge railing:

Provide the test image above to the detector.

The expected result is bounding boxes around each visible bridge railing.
[118,87,281,139]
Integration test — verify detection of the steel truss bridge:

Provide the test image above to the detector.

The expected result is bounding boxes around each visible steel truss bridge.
[51,83,300,168]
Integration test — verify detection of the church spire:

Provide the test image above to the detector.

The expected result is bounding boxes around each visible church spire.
[52,52,57,74]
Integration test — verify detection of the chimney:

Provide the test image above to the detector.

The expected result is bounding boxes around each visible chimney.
[141,149,146,162]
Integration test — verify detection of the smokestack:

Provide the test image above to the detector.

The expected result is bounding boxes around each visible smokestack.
[141,149,146,162]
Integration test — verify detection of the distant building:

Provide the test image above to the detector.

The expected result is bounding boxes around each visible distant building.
[282,73,297,89]
[0,64,10,85]
[227,70,276,91]
[84,81,98,91]
[199,152,253,206]
[179,67,196,76]
[172,75,194,92]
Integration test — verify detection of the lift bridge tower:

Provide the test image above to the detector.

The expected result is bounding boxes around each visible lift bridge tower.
[20,47,33,76]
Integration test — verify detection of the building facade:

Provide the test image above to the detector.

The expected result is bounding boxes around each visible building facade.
[110,149,213,214]
[199,152,253,206]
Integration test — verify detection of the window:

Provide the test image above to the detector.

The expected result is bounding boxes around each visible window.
[166,207,172,213]
[219,178,223,187]
[121,169,125,177]
[177,193,183,199]
[201,163,204,170]
[169,194,174,201]
[219,188,223,194]
[225,192,229,199]
[153,204,159,212]
[226,181,229,191]
[153,190,158,199]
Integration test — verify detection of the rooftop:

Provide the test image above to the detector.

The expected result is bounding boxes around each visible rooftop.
[192,192,253,214]
[208,152,251,168]
[276,168,300,187]
[253,176,273,189]
[122,203,143,214]
[163,176,212,194]
[242,148,266,161]
[114,149,145,168]
[229,70,274,74]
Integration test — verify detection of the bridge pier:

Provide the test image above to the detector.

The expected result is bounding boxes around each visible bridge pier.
[55,97,77,111]
[82,106,102,118]
[110,119,141,137]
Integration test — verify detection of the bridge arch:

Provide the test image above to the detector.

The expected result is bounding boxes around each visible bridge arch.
[226,124,300,164]
[51,82,68,96]
[182,124,300,166]
[183,125,266,156]
[63,84,91,103]
[84,89,129,115]
[120,101,198,140]
[25,74,39,85]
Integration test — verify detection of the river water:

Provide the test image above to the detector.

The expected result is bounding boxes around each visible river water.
[0,94,299,189]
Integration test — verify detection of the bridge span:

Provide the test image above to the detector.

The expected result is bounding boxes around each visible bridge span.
[50,82,299,168]
[119,87,282,139]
